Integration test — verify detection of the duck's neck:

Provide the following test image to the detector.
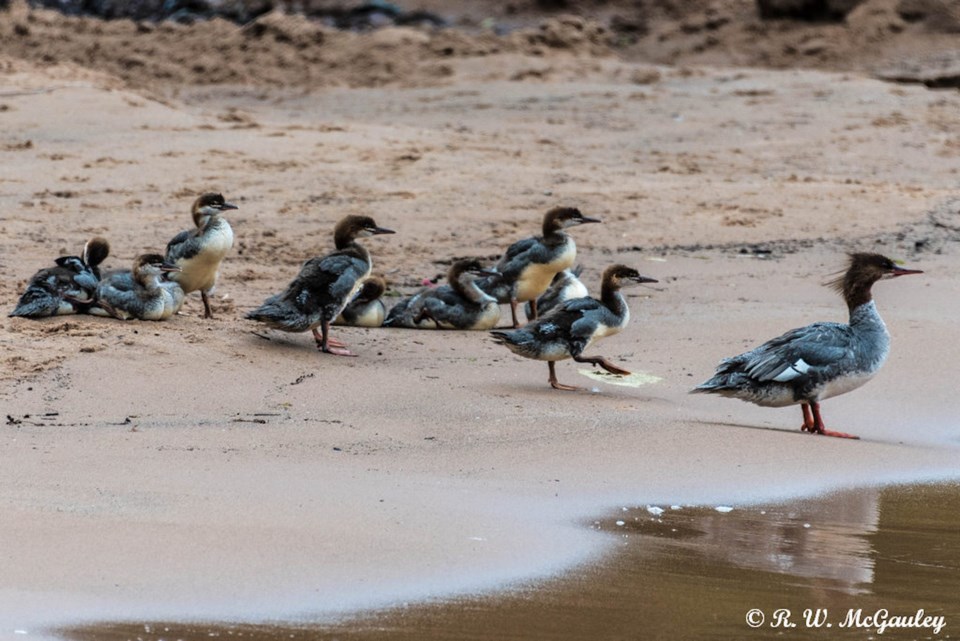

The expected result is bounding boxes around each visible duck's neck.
[139,273,163,292]
[601,284,628,320]
[458,276,495,304]
[842,279,876,314]
[849,299,887,333]
[339,239,370,263]
[541,222,568,246]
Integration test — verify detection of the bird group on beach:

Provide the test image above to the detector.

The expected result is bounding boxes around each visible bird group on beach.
[10,193,924,439]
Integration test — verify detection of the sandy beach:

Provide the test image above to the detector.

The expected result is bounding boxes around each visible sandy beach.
[1,1,959,637]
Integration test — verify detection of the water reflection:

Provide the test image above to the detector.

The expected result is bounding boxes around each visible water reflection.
[622,488,880,594]
[59,483,960,641]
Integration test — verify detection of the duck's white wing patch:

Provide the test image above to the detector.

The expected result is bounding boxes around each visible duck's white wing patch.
[772,358,812,382]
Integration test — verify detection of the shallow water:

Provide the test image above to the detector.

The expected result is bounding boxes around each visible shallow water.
[58,482,960,641]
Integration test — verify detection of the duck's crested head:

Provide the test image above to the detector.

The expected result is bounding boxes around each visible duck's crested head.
[356,276,387,302]
[827,253,922,308]
[192,192,238,223]
[602,264,659,289]
[450,259,498,281]
[54,256,87,273]
[334,215,396,248]
[134,253,182,277]
[83,237,110,268]
[543,207,602,233]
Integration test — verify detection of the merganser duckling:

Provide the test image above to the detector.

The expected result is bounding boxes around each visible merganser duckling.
[9,237,110,318]
[692,253,922,439]
[491,264,657,391]
[164,192,238,319]
[383,259,500,330]
[88,254,183,321]
[478,207,601,327]
[334,276,387,327]
[246,215,395,356]
[98,266,186,318]
[524,265,588,319]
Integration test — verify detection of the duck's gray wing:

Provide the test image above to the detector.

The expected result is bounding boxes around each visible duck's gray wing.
[494,237,541,277]
[10,273,61,317]
[165,229,200,262]
[96,281,146,311]
[313,254,367,303]
[10,265,93,317]
[556,297,609,355]
[383,292,420,326]
[719,322,854,383]
[418,285,476,326]
[100,270,136,292]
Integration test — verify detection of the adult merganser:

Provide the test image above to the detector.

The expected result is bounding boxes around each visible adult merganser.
[383,259,500,330]
[334,276,387,328]
[524,266,588,320]
[490,264,657,391]
[478,207,601,327]
[9,237,110,318]
[692,253,922,439]
[164,192,238,319]
[246,215,395,356]
[88,254,183,321]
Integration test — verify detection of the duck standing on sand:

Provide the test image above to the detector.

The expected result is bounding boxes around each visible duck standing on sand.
[246,215,395,356]
[479,207,601,328]
[692,253,922,439]
[334,276,387,328]
[9,237,110,318]
[491,264,657,391]
[384,259,500,330]
[88,253,183,321]
[164,192,238,319]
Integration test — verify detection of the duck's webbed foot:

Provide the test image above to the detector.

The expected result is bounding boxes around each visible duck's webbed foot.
[548,362,581,391]
[96,300,125,320]
[804,401,859,440]
[573,354,631,376]
[322,345,358,357]
[314,323,355,356]
[312,327,347,349]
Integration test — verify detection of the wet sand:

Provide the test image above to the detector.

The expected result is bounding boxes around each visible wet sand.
[2,35,960,641]
[58,482,960,641]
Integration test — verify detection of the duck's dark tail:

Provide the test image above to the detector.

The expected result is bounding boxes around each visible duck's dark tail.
[9,286,57,318]
[689,376,726,394]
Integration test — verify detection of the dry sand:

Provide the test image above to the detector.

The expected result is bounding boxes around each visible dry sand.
[1,3,960,637]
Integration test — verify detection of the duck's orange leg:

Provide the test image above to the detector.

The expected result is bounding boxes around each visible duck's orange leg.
[807,401,859,439]
[313,324,355,356]
[548,362,581,391]
[800,403,815,432]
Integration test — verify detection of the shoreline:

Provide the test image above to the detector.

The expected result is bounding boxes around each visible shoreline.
[49,477,960,641]
[2,58,959,639]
